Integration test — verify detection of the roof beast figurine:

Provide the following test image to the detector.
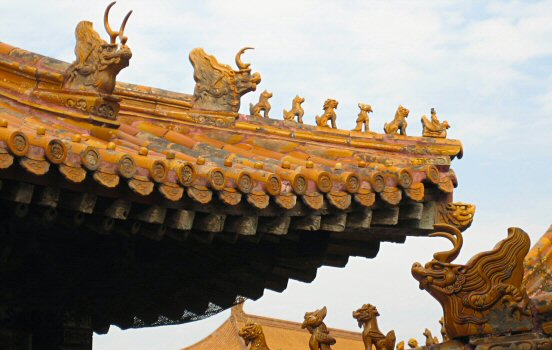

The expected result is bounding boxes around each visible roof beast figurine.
[239,320,271,350]
[250,90,272,118]
[190,46,261,112]
[283,95,305,123]
[384,105,409,135]
[353,103,372,133]
[64,1,132,95]
[421,108,450,138]
[302,306,336,350]
[315,99,338,128]
[411,224,532,339]
[353,304,396,350]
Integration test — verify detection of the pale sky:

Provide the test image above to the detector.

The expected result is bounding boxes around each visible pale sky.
[1,1,551,349]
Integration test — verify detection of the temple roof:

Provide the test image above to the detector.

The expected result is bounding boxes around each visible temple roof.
[182,304,362,350]
[0,42,461,215]
[0,26,464,333]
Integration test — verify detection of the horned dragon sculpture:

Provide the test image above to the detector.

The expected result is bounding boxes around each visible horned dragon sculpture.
[190,46,261,112]
[411,223,533,339]
[64,1,132,95]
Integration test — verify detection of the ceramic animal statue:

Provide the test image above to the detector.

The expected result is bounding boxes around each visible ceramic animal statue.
[353,103,372,132]
[437,202,476,232]
[353,304,396,350]
[396,341,405,350]
[438,317,448,341]
[190,46,261,112]
[283,95,305,123]
[64,1,132,95]
[384,105,409,135]
[238,320,271,350]
[422,328,439,346]
[250,90,273,118]
[407,339,418,348]
[421,108,450,138]
[302,306,336,350]
[315,99,338,128]
[412,224,532,339]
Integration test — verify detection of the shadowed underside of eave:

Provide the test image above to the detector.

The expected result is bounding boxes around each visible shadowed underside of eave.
[0,165,443,334]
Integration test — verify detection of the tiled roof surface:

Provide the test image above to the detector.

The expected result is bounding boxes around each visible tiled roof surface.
[524,224,552,298]
[0,42,461,213]
[182,305,362,350]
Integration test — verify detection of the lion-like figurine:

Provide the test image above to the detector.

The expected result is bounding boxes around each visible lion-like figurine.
[302,306,336,350]
[422,328,439,346]
[421,108,450,138]
[64,2,132,95]
[384,105,409,135]
[407,339,418,349]
[250,90,272,118]
[283,95,305,123]
[190,47,261,112]
[353,103,372,132]
[353,304,396,350]
[238,320,271,350]
[411,224,533,339]
[315,99,338,128]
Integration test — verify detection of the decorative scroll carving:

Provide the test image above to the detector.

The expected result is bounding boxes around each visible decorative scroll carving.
[239,320,271,350]
[438,176,454,193]
[187,186,212,204]
[189,47,261,112]
[327,191,351,210]
[249,90,272,118]
[436,202,475,232]
[302,192,324,210]
[353,103,372,132]
[20,158,50,175]
[380,187,401,206]
[422,108,450,138]
[423,328,438,346]
[275,194,296,209]
[384,105,409,135]
[354,189,376,207]
[404,182,424,202]
[128,178,154,196]
[247,192,270,209]
[302,306,336,350]
[159,183,184,201]
[0,152,14,169]
[93,171,119,188]
[411,224,532,339]
[59,164,87,183]
[353,304,396,350]
[219,188,242,205]
[315,99,338,128]
[63,2,132,95]
[283,95,305,123]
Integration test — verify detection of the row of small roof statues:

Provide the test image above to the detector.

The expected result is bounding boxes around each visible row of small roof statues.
[249,91,451,138]
[238,304,447,350]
